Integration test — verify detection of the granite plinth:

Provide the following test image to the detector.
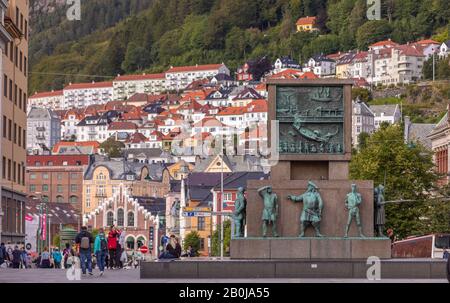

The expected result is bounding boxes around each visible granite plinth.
[230,237,391,259]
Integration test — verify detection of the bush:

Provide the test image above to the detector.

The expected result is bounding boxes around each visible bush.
[183,231,201,254]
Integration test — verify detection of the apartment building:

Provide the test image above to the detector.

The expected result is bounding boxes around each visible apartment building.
[62,81,113,109]
[1,0,28,244]
[28,90,64,110]
[352,99,375,146]
[165,64,230,92]
[26,107,61,154]
[113,73,166,100]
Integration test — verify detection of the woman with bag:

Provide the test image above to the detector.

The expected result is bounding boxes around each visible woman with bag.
[40,247,51,269]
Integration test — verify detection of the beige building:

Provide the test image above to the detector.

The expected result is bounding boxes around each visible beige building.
[1,0,28,244]
[82,156,171,215]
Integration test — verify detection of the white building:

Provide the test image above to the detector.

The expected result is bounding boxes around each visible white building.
[244,100,268,127]
[217,107,246,130]
[61,109,82,140]
[63,81,113,109]
[369,104,402,129]
[352,100,375,146]
[113,73,166,100]
[165,63,230,91]
[76,114,111,142]
[303,55,336,77]
[438,40,450,58]
[28,90,64,110]
[273,57,302,74]
[413,39,440,60]
[27,107,61,154]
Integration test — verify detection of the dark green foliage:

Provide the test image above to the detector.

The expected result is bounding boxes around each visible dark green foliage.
[211,220,231,257]
[183,231,201,254]
[29,0,450,92]
[99,137,125,158]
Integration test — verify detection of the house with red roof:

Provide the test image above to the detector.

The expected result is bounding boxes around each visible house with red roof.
[113,73,166,100]
[61,109,84,140]
[368,38,399,51]
[192,117,229,137]
[165,63,230,91]
[232,87,264,107]
[107,121,138,140]
[52,141,100,155]
[63,81,113,109]
[244,99,268,126]
[29,90,64,110]
[124,132,150,149]
[296,16,319,32]
[411,39,440,59]
[217,107,247,128]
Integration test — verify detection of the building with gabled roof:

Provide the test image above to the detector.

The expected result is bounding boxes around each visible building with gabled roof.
[52,141,100,155]
[369,104,402,129]
[296,16,318,32]
[352,99,375,146]
[27,107,61,154]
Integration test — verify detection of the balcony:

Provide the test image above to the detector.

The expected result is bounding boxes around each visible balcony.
[36,134,45,140]
[36,126,46,132]
[95,193,107,198]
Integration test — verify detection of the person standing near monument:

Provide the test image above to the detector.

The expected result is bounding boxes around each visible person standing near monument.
[257,186,279,237]
[233,187,247,238]
[287,181,324,237]
[344,184,364,238]
[374,184,386,237]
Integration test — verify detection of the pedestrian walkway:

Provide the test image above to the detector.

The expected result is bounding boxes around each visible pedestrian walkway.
[0,268,447,283]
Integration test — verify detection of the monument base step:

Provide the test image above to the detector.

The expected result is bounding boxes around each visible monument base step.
[230,237,392,259]
[140,259,447,279]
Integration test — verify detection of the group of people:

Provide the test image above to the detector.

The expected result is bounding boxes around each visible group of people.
[157,235,197,259]
[0,243,31,268]
[74,225,127,276]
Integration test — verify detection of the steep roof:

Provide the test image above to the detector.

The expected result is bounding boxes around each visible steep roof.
[125,132,149,144]
[296,16,316,26]
[369,104,399,117]
[246,99,268,113]
[27,107,60,120]
[108,121,138,131]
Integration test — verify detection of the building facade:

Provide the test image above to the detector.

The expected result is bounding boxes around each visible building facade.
[352,100,375,146]
[165,64,229,91]
[63,81,113,109]
[26,107,61,154]
[25,155,91,212]
[28,90,64,110]
[1,0,28,244]
[113,73,166,101]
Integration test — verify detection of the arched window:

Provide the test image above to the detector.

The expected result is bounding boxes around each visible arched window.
[117,208,124,227]
[42,195,49,203]
[126,236,135,249]
[69,196,78,204]
[106,211,114,227]
[56,196,64,203]
[127,211,135,227]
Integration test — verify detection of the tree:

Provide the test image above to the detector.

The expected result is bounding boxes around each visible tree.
[121,42,152,73]
[183,231,201,255]
[356,20,392,50]
[100,137,125,158]
[352,87,371,102]
[211,220,231,256]
[423,56,450,80]
[350,124,440,239]
[357,132,370,150]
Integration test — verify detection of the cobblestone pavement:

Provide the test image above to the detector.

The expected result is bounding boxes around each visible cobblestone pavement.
[0,268,447,283]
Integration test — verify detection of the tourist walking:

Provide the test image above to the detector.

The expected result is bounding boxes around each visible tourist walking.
[20,247,27,269]
[0,243,7,267]
[107,225,119,269]
[116,230,126,269]
[63,243,75,269]
[40,247,51,268]
[94,228,108,276]
[75,226,94,275]
[52,248,62,269]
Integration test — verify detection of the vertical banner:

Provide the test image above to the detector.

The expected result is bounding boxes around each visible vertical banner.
[41,214,47,241]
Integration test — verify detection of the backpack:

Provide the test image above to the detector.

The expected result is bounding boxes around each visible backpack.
[80,236,90,249]
[0,247,4,259]
[100,238,108,251]
[53,252,62,263]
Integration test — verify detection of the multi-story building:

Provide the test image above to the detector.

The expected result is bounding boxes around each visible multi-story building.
[26,107,61,154]
[113,73,166,100]
[28,90,64,110]
[427,107,450,184]
[61,109,82,140]
[272,57,302,74]
[349,51,370,79]
[76,111,119,143]
[165,64,230,92]
[82,156,170,215]
[335,52,356,79]
[369,104,402,129]
[303,55,336,77]
[404,116,435,149]
[413,39,440,60]
[25,155,91,212]
[63,81,113,109]
[1,0,28,244]
[296,16,319,32]
[352,99,375,146]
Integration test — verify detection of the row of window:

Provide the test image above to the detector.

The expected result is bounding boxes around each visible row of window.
[2,115,26,149]
[29,184,79,193]
[106,210,135,227]
[2,156,25,185]
[4,42,27,78]
[29,172,80,179]
[39,195,78,203]
[3,75,27,112]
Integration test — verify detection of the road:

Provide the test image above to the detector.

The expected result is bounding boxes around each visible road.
[0,268,447,283]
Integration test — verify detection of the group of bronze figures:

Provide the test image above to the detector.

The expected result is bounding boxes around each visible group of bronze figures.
[233,183,387,238]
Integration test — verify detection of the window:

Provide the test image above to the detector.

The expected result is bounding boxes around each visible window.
[198,217,205,231]
[24,57,27,77]
[17,164,21,184]
[18,126,21,146]
[70,184,77,192]
[7,119,11,140]
[29,184,36,192]
[57,184,63,193]
[57,173,62,180]
[13,123,16,144]
[15,47,18,67]
[56,196,64,203]
[70,172,78,179]
[8,79,11,100]
[7,159,11,180]
[42,184,49,192]
[25,20,28,40]
[42,173,49,179]
[117,209,124,226]
[3,75,6,97]
[2,157,5,178]
[13,161,16,182]
[127,212,135,227]
[23,129,26,148]
[106,211,114,226]
[30,173,36,180]
[2,116,6,138]
[22,166,25,185]
[223,193,232,201]
[70,196,78,204]
[86,197,90,208]
[86,185,90,195]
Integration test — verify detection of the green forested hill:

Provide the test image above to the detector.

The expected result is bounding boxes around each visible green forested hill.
[29,0,450,93]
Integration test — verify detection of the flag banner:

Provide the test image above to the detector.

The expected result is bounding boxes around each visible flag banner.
[41,214,47,241]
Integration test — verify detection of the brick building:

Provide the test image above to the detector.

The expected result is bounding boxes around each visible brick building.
[26,155,91,212]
